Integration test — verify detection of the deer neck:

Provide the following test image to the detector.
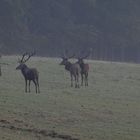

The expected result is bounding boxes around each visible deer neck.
[79,62,85,69]
[21,65,29,76]
[65,61,72,71]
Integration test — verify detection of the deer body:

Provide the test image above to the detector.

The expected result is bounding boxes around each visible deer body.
[16,53,40,93]
[21,65,38,80]
[78,61,89,86]
[60,58,81,88]
[76,54,89,86]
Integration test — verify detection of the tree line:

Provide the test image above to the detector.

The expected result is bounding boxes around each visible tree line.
[0,0,140,63]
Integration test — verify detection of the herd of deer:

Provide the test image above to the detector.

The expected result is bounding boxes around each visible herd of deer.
[14,52,89,93]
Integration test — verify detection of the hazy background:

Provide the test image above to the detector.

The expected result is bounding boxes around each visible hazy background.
[0,0,140,62]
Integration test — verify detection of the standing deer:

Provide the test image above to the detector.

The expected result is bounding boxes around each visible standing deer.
[60,55,81,88]
[16,52,40,93]
[76,54,89,86]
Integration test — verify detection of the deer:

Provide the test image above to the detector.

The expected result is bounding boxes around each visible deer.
[60,55,81,88]
[16,52,40,93]
[76,53,89,86]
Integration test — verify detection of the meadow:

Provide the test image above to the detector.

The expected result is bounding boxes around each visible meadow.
[0,56,140,140]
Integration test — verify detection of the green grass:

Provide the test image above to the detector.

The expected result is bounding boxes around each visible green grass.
[0,56,140,140]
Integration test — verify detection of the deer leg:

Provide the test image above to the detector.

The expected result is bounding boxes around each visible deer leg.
[36,78,40,93]
[85,73,88,86]
[81,73,83,86]
[33,79,37,93]
[77,74,80,88]
[37,82,40,93]
[85,76,87,86]
[71,74,73,87]
[87,73,88,86]
[25,79,27,93]
[75,75,77,88]
[29,80,31,92]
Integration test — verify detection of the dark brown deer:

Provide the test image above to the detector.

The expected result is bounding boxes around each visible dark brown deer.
[76,54,89,86]
[16,52,40,93]
[60,55,81,88]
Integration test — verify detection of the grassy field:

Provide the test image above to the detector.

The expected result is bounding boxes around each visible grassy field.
[0,56,140,140]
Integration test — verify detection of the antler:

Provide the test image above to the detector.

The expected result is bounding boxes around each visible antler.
[79,51,90,59]
[61,49,75,59]
[23,51,36,63]
[19,52,28,63]
[82,52,90,59]
[19,51,36,63]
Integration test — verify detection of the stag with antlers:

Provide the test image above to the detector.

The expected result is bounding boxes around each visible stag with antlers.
[60,55,81,88]
[16,52,40,93]
[76,53,89,86]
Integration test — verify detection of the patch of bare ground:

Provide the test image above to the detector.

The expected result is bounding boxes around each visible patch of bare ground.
[0,119,79,140]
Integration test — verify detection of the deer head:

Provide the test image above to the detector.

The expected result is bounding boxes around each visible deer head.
[60,54,75,65]
[77,52,90,65]
[16,51,35,70]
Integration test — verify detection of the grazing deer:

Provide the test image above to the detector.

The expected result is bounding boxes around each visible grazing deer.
[76,54,89,86]
[16,52,40,93]
[60,55,81,88]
